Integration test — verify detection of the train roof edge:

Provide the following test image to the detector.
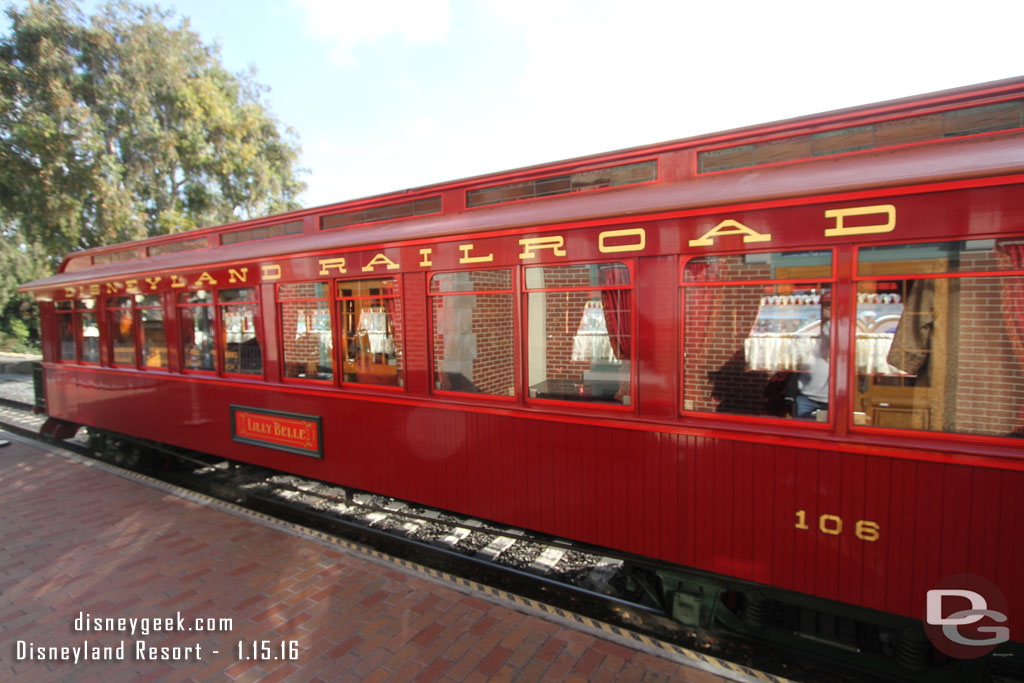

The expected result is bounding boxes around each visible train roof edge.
[20,75,1024,294]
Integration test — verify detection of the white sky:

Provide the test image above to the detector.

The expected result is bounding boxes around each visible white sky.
[91,0,1024,208]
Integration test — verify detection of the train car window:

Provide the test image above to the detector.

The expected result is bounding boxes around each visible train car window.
[220,219,303,245]
[681,250,834,421]
[136,295,167,369]
[56,300,75,361]
[278,282,333,382]
[854,238,1024,438]
[147,236,208,257]
[466,161,657,207]
[337,278,403,387]
[178,290,216,372]
[76,299,100,364]
[523,262,632,405]
[106,296,135,367]
[321,196,442,229]
[218,288,262,376]
[429,269,514,397]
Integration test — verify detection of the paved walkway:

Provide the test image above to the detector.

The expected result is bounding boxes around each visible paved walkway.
[0,433,731,682]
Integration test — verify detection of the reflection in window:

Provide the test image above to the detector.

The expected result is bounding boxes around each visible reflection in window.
[854,239,1024,437]
[137,295,167,368]
[321,196,442,229]
[278,282,333,381]
[78,299,100,364]
[107,297,135,366]
[466,161,657,207]
[178,290,215,371]
[56,301,75,361]
[430,270,514,396]
[682,251,833,420]
[338,278,403,386]
[221,219,303,245]
[219,288,261,375]
[525,262,632,405]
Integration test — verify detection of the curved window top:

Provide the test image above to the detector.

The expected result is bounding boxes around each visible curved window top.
[684,250,833,282]
[858,238,1024,276]
[178,290,211,305]
[106,296,133,308]
[430,269,512,294]
[337,278,398,299]
[218,287,258,303]
[525,262,629,290]
[278,282,328,300]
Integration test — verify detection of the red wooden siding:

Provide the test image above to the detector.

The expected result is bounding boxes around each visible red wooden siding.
[42,366,1024,639]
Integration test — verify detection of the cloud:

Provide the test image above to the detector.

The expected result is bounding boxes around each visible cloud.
[294,0,1024,207]
[292,0,451,65]
[481,0,1024,155]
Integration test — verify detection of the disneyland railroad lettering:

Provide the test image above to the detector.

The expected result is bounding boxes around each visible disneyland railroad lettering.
[57,203,897,300]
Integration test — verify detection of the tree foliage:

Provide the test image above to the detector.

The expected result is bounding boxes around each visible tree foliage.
[0,235,46,352]
[0,0,306,349]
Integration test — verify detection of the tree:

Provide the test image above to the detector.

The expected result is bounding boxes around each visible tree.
[0,234,46,352]
[0,0,306,350]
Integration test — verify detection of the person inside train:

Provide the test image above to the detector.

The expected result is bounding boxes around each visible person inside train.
[795,292,831,420]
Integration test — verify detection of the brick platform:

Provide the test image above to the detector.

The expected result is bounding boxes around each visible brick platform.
[0,434,730,682]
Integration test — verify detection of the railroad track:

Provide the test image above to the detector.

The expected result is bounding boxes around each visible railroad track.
[0,399,867,682]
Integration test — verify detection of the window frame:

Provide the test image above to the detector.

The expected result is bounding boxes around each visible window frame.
[217,286,264,380]
[55,300,77,364]
[105,296,138,368]
[135,294,169,371]
[678,248,837,428]
[521,259,636,411]
[849,235,1024,444]
[465,159,659,209]
[335,275,405,391]
[75,299,101,366]
[427,266,517,401]
[276,280,336,385]
[177,289,218,375]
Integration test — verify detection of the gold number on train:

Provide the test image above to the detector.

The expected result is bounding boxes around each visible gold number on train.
[795,510,879,542]
[854,520,881,542]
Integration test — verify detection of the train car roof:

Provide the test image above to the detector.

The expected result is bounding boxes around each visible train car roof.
[20,76,1024,294]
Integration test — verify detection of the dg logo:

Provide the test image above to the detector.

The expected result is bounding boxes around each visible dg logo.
[925,574,1011,659]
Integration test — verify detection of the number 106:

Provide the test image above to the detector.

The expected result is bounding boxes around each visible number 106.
[794,510,880,542]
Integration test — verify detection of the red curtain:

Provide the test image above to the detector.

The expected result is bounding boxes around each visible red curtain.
[1000,243,1024,434]
[599,264,631,360]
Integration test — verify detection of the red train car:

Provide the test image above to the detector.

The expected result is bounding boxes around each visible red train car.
[22,78,1024,677]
